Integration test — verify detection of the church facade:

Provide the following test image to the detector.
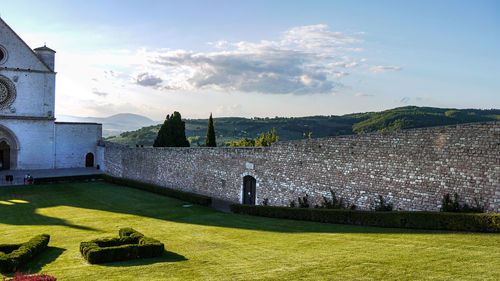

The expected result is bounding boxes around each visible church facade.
[0,17,102,170]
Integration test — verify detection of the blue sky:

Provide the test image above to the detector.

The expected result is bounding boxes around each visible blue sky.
[1,0,499,119]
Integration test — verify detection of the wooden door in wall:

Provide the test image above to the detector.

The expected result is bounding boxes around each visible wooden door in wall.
[0,141,10,170]
[85,153,94,167]
[243,176,256,205]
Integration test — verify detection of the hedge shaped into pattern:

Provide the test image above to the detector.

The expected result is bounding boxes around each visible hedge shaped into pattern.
[80,228,164,264]
[0,234,51,273]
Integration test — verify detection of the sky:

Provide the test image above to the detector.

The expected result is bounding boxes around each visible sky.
[1,0,499,120]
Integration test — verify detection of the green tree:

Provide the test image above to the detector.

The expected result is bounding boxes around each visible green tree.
[206,113,216,147]
[255,128,278,147]
[153,111,189,147]
[230,129,278,147]
[229,137,254,147]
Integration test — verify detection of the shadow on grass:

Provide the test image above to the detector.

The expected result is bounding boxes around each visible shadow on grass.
[0,182,459,235]
[0,247,67,278]
[0,203,98,231]
[99,250,187,267]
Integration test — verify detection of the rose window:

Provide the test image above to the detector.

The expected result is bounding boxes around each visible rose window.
[0,75,16,110]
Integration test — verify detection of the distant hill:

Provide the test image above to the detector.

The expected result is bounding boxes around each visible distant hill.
[56,113,157,137]
[105,106,500,146]
[351,107,499,134]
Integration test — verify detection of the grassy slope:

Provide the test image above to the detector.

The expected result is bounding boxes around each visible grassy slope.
[106,106,500,147]
[1,182,499,280]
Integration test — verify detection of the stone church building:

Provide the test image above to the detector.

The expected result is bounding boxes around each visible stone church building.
[0,17,102,170]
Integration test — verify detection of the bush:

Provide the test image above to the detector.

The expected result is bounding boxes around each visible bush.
[441,193,484,213]
[80,228,164,264]
[4,272,57,281]
[374,195,393,211]
[288,194,310,208]
[230,204,500,233]
[297,194,310,208]
[261,198,269,206]
[102,175,212,206]
[0,235,50,273]
[119,227,143,239]
[315,189,351,209]
[34,174,103,185]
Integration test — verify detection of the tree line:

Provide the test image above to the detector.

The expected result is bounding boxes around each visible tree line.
[153,111,279,148]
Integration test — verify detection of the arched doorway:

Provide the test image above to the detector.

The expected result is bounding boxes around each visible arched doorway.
[243,175,256,205]
[85,153,94,167]
[0,141,10,170]
[0,125,19,170]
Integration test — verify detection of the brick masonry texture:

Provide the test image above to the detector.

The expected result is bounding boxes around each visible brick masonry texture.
[104,122,500,212]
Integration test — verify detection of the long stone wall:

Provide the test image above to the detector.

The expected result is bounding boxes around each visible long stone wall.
[104,122,500,212]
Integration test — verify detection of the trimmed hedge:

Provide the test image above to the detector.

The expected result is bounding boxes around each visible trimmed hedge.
[230,204,500,233]
[80,228,164,264]
[0,234,50,273]
[102,175,212,206]
[34,174,104,185]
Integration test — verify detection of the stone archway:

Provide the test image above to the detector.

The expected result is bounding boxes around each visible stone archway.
[0,124,19,170]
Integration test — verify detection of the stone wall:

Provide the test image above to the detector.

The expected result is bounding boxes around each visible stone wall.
[55,122,103,168]
[104,122,500,213]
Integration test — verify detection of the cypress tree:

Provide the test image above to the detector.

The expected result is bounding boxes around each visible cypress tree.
[153,114,169,147]
[206,113,216,147]
[153,111,189,147]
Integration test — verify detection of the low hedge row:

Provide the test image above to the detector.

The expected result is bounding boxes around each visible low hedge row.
[0,234,50,272]
[102,175,212,206]
[34,174,104,185]
[230,204,500,233]
[80,228,164,264]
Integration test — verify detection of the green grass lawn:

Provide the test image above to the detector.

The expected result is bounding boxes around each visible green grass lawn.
[0,182,499,280]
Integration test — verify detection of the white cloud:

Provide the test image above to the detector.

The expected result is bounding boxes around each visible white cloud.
[345,62,358,68]
[54,24,400,99]
[281,24,363,51]
[149,49,341,94]
[129,24,373,95]
[92,88,108,97]
[400,97,410,104]
[355,92,374,97]
[43,24,401,117]
[214,104,245,116]
[135,72,163,87]
[370,65,402,73]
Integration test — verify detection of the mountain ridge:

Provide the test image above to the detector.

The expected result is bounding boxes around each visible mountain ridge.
[56,113,157,137]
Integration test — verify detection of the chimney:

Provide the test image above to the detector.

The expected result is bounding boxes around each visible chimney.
[34,45,56,71]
